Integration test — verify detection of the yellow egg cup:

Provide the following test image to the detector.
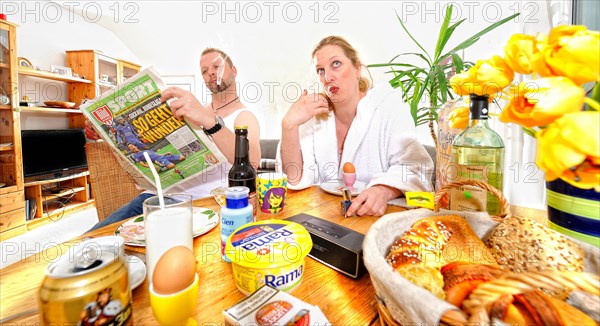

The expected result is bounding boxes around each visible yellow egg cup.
[149,273,199,325]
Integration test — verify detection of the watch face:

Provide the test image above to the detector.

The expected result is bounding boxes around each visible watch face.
[216,116,225,127]
[204,115,225,136]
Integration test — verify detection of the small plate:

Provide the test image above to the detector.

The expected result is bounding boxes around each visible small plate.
[319,180,366,197]
[124,255,146,290]
[114,207,220,247]
[43,101,76,108]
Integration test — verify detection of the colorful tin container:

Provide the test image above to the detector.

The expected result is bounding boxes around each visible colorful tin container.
[225,220,313,295]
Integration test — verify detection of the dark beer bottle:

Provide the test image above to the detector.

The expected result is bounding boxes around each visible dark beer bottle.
[228,126,257,219]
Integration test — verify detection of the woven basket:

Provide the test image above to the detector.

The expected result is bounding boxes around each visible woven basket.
[374,180,598,325]
[375,180,510,325]
[433,179,511,222]
[378,270,600,325]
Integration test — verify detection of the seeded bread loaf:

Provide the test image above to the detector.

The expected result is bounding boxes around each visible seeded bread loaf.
[486,216,584,273]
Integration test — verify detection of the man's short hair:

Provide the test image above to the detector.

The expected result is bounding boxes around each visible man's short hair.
[201,48,234,67]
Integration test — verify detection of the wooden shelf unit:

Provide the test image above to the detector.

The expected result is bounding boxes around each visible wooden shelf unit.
[0,144,14,152]
[65,50,141,128]
[24,169,93,228]
[0,20,26,240]
[15,58,96,234]
[66,50,141,100]
[17,66,92,84]
[1,41,142,240]
[20,106,82,114]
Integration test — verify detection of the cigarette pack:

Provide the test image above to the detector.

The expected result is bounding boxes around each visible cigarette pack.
[223,285,330,325]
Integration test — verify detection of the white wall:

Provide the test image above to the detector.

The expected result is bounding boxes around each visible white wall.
[4,0,547,137]
[64,0,542,141]
[3,0,563,209]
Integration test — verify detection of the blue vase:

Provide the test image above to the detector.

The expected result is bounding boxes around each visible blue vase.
[546,179,600,247]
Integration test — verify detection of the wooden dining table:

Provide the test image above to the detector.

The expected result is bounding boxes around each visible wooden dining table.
[0,185,405,324]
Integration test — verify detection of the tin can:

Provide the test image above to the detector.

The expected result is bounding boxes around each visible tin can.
[38,236,133,326]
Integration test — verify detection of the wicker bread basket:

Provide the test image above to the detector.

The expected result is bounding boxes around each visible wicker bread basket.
[363,180,599,325]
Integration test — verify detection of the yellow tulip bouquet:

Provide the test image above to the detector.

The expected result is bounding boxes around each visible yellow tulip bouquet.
[449,25,600,191]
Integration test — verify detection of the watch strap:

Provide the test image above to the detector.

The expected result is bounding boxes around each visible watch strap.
[204,116,223,136]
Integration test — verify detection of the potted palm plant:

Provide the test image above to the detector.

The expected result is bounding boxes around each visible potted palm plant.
[369,5,518,146]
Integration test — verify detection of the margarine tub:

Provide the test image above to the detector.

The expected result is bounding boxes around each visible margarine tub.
[225,220,313,295]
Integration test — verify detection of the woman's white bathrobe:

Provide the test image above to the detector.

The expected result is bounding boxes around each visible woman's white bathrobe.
[283,84,434,193]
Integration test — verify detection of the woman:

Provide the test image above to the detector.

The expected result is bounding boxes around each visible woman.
[279,36,433,217]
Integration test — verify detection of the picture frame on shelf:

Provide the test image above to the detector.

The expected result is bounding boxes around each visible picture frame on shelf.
[17,57,33,68]
[50,65,72,77]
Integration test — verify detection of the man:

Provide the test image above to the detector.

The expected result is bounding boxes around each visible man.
[87,48,261,232]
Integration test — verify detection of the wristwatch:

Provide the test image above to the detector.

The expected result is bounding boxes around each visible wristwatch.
[203,115,225,136]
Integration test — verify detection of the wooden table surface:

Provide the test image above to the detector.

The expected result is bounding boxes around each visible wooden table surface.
[0,186,404,324]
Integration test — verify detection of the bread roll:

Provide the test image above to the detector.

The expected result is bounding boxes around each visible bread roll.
[387,215,497,269]
[486,216,584,273]
[386,215,497,298]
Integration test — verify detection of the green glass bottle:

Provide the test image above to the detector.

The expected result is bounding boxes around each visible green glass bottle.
[450,94,505,215]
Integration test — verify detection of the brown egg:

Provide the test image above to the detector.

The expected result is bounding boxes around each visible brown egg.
[152,246,196,295]
[342,162,356,173]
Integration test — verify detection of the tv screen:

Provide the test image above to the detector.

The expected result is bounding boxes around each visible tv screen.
[21,129,88,178]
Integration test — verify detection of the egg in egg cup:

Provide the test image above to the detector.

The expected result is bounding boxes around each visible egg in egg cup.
[149,273,199,325]
[341,162,356,191]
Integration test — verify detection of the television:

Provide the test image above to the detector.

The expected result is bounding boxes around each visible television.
[21,129,88,178]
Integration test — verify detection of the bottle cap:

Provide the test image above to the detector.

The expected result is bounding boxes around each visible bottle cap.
[226,186,249,209]
[234,126,249,130]
[469,94,489,120]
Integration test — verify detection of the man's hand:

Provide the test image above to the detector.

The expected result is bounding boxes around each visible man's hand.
[84,120,100,141]
[345,185,402,217]
[161,86,213,128]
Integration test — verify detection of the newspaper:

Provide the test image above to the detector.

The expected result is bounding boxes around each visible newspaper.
[80,67,227,192]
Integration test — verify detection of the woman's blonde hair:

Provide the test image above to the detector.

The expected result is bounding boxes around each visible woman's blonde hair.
[311,36,372,92]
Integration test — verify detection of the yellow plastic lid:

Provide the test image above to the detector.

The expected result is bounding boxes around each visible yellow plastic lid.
[225,220,312,268]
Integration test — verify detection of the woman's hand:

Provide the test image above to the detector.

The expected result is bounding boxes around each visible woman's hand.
[161,86,213,128]
[282,90,330,130]
[346,185,402,217]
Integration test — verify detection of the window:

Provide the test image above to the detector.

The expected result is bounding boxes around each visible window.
[572,0,599,30]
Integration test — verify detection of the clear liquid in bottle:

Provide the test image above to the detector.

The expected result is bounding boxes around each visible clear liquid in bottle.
[450,94,505,215]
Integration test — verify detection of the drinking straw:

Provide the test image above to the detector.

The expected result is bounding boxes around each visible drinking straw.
[143,151,165,209]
